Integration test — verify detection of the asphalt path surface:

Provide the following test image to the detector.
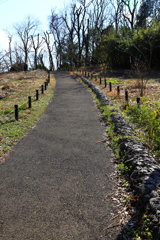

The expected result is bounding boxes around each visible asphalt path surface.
[0,72,119,240]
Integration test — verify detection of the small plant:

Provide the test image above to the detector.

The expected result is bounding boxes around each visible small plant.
[19,103,27,111]
[119,162,130,172]
[4,109,13,114]
[131,61,149,97]
[133,214,153,239]
[124,102,160,156]
[107,78,120,84]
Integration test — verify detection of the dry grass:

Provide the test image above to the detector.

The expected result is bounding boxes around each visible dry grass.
[76,69,160,160]
[0,70,56,162]
[0,70,48,111]
[78,71,160,108]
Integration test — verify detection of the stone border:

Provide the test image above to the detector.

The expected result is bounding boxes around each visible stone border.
[76,73,160,235]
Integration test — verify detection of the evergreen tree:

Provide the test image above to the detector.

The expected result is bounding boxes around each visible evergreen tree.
[136,0,160,28]
[136,0,154,28]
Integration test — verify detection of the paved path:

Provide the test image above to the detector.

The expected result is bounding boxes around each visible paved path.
[0,72,118,240]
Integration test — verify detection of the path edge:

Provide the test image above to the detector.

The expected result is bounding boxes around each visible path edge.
[75,73,160,238]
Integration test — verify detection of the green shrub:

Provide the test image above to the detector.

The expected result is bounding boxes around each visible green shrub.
[124,103,160,155]
[10,62,28,72]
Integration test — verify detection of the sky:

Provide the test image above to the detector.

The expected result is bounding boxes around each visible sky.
[0,0,70,50]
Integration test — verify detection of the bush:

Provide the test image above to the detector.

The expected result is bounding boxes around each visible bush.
[10,62,28,72]
[125,103,160,155]
[36,64,48,71]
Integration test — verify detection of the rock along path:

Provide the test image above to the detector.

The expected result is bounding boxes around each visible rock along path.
[0,72,119,240]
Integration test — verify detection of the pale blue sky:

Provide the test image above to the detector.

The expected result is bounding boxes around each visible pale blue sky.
[0,0,70,49]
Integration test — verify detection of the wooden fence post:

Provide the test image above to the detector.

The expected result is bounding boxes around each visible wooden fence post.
[117,86,120,96]
[41,85,44,94]
[36,90,39,100]
[125,90,129,102]
[137,97,140,107]
[45,82,47,90]
[15,105,19,121]
[48,71,50,83]
[104,79,107,88]
[109,82,112,92]
[28,96,32,108]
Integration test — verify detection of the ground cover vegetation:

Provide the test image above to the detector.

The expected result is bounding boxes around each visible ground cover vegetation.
[96,100,156,240]
[0,70,56,163]
[78,69,160,159]
[78,70,160,160]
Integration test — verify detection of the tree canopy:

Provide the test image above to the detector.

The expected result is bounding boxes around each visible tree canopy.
[48,0,160,71]
[1,0,160,71]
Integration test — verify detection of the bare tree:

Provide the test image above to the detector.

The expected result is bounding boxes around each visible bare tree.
[62,5,77,67]
[31,34,43,69]
[49,11,66,69]
[5,31,13,67]
[71,4,85,66]
[110,0,124,32]
[38,53,46,69]
[43,31,54,71]
[14,16,40,70]
[8,34,13,66]
[49,0,111,68]
[88,0,110,64]
[122,0,139,30]
[0,52,10,71]
[13,42,23,64]
[1,30,14,69]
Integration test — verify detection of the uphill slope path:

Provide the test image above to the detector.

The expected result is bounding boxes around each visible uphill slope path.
[0,72,119,240]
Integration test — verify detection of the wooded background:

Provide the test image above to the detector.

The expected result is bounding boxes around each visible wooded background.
[1,0,160,72]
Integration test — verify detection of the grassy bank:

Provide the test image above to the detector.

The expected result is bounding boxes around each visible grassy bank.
[76,70,160,160]
[0,70,56,162]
